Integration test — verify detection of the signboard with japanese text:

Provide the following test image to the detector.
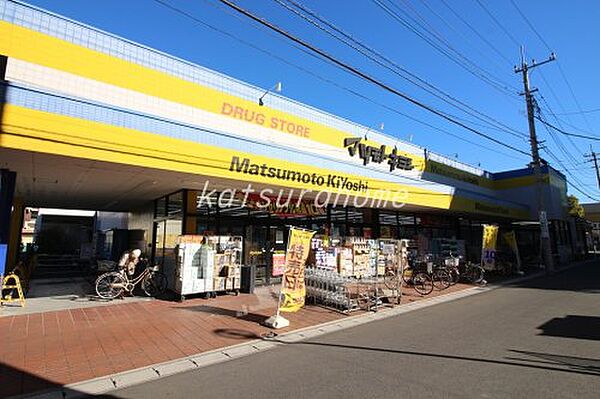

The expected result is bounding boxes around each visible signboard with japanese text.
[481,224,499,270]
[279,227,316,313]
[272,251,286,277]
[344,137,414,171]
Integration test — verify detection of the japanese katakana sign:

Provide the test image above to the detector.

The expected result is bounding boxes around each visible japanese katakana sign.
[344,137,414,172]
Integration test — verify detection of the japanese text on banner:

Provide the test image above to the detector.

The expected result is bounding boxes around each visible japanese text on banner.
[279,227,316,313]
[481,224,499,271]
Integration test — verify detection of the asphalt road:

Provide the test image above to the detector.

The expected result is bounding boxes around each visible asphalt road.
[112,263,600,399]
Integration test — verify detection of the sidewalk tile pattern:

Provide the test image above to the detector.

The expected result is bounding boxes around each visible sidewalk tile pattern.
[0,284,470,397]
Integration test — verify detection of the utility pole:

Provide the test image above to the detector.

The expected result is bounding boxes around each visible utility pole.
[585,145,600,189]
[514,46,556,274]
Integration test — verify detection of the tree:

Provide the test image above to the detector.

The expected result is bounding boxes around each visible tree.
[567,195,585,219]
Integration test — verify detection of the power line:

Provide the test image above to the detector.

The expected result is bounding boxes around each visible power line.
[536,91,584,156]
[371,0,517,98]
[439,0,514,67]
[555,107,600,116]
[556,108,600,116]
[273,0,528,141]
[150,0,527,162]
[535,117,600,141]
[542,146,598,201]
[509,0,552,51]
[474,0,520,48]
[414,0,511,71]
[217,0,531,156]
[397,0,518,92]
[509,0,595,136]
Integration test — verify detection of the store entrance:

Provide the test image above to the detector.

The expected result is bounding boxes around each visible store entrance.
[245,224,287,286]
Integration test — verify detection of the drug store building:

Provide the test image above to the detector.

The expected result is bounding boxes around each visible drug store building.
[0,0,577,287]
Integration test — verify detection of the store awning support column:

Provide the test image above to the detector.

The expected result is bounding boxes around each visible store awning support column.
[0,169,17,277]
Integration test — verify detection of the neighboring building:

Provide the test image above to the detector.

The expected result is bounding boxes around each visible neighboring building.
[0,1,579,282]
[582,203,600,249]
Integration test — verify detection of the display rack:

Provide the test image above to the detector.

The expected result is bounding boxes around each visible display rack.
[171,235,242,300]
[305,237,403,314]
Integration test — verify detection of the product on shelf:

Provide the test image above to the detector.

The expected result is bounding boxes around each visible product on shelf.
[173,235,242,299]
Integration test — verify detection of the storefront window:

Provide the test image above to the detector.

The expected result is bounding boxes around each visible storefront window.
[155,196,167,218]
[379,211,397,239]
[167,191,183,217]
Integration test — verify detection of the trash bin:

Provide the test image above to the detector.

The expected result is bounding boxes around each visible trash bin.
[241,264,255,294]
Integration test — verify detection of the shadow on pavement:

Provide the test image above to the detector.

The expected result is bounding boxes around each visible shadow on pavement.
[176,304,268,324]
[0,362,120,398]
[536,315,600,341]
[506,350,600,373]
[506,261,600,293]
[212,328,600,378]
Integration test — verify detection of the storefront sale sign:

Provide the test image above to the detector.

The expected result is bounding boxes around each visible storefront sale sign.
[272,251,286,277]
[481,224,499,270]
[279,227,316,313]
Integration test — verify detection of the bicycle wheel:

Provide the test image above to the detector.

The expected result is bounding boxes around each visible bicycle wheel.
[412,272,433,296]
[432,269,451,290]
[470,266,485,284]
[96,272,125,299]
[449,268,459,285]
[142,271,168,297]
[401,267,414,285]
[383,270,398,290]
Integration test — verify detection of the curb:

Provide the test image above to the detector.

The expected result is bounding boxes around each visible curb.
[10,267,578,398]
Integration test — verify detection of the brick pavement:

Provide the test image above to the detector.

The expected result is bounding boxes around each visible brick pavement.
[0,283,471,398]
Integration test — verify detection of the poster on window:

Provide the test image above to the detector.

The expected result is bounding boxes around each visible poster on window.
[279,227,316,313]
[272,251,286,277]
[481,224,499,270]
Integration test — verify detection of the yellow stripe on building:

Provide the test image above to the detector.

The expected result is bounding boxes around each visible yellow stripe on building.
[0,104,528,218]
[0,21,426,170]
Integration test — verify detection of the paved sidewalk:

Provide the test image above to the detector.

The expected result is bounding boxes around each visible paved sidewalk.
[0,282,472,398]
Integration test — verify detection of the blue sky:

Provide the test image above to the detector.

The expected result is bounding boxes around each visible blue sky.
[24,0,600,201]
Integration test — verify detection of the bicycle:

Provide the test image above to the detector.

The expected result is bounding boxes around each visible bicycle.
[95,258,167,299]
[461,261,485,284]
[442,253,484,285]
[385,264,433,296]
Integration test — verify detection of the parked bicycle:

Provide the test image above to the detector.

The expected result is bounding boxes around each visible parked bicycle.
[406,254,451,291]
[444,253,485,285]
[95,258,167,299]
[379,258,431,296]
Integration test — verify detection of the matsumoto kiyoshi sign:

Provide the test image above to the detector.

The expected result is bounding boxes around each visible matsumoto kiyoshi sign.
[229,156,369,193]
[344,137,414,172]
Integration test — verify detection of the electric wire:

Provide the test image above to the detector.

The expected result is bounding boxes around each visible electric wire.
[537,107,598,197]
[535,117,600,141]
[395,0,520,93]
[216,0,531,156]
[439,0,514,67]
[371,0,517,98]
[273,0,528,141]
[537,92,585,157]
[509,0,595,136]
[474,0,520,48]
[541,143,598,201]
[555,107,600,116]
[415,0,511,71]
[151,0,527,162]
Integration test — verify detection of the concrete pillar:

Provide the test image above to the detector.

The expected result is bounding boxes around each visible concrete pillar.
[7,197,24,268]
[0,168,16,276]
[183,190,197,234]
